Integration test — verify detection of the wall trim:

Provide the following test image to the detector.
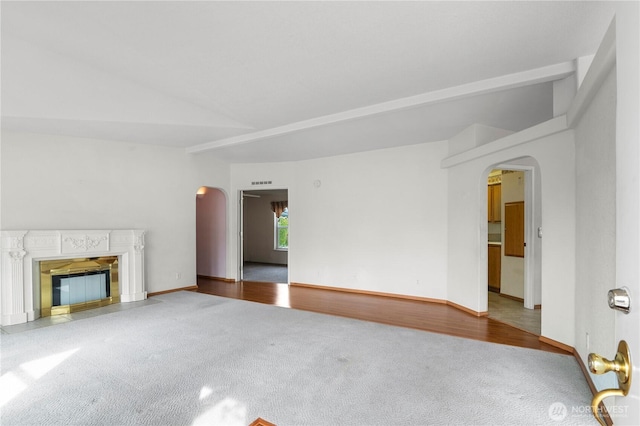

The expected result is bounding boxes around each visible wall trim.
[539,335,574,353]
[291,282,492,317]
[500,293,524,303]
[446,300,489,317]
[148,285,198,297]
[440,115,568,168]
[290,282,446,304]
[197,274,236,283]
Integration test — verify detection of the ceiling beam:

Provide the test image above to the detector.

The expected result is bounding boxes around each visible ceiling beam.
[187,61,576,154]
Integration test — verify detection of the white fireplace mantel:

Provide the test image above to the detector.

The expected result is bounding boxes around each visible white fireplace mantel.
[1,229,146,326]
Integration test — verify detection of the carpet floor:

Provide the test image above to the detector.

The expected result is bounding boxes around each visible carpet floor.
[0,291,596,425]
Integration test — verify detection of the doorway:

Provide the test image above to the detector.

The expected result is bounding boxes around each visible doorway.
[486,166,541,335]
[195,187,227,280]
[239,189,289,283]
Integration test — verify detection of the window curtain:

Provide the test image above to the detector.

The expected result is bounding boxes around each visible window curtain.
[270,201,288,218]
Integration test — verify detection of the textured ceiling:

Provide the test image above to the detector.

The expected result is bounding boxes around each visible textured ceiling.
[0,1,621,162]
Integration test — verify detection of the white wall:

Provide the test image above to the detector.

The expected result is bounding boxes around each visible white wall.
[500,171,525,299]
[243,192,288,265]
[444,120,576,345]
[230,142,449,300]
[0,131,229,293]
[196,187,227,278]
[573,65,617,378]
[291,142,449,298]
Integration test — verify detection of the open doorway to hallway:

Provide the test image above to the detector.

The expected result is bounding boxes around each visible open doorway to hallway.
[240,189,289,283]
[486,169,541,335]
[196,187,227,281]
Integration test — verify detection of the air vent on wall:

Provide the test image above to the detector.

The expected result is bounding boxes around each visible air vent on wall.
[251,181,272,185]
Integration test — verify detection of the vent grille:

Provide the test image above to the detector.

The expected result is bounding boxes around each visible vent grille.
[251,181,272,186]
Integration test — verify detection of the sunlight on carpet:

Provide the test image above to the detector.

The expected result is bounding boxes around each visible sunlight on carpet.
[0,348,79,408]
[191,397,247,426]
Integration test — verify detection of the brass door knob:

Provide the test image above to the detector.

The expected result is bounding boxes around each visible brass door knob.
[588,340,632,426]
[588,352,618,374]
[588,340,631,392]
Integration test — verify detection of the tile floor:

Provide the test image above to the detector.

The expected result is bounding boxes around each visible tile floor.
[488,291,541,335]
[0,298,160,334]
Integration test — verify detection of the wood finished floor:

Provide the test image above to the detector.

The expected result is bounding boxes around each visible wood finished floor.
[196,277,569,355]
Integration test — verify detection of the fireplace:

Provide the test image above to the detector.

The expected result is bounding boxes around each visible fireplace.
[1,230,146,326]
[40,256,120,316]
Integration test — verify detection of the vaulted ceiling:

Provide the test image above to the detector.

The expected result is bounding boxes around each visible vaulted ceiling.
[1,1,621,162]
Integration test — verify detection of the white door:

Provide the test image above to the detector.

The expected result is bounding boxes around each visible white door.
[238,191,245,281]
[612,8,639,425]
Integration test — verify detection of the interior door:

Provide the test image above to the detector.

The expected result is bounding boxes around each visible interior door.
[613,120,639,417]
[238,191,245,281]
[613,110,639,424]
[613,10,639,423]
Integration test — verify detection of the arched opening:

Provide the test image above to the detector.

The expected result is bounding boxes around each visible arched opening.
[196,187,227,280]
[483,157,542,335]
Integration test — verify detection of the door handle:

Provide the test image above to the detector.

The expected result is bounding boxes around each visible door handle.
[588,340,632,425]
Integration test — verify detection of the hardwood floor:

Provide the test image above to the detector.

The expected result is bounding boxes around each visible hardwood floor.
[196,277,570,355]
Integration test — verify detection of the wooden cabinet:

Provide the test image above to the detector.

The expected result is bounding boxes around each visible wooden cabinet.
[487,184,501,222]
[488,244,501,292]
[504,201,525,257]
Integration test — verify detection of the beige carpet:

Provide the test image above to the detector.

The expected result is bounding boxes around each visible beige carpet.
[1,291,595,425]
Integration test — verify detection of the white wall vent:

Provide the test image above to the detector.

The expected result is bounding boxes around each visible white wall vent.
[251,181,272,185]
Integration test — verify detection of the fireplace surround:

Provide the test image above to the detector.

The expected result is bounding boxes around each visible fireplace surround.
[40,256,119,317]
[0,230,146,326]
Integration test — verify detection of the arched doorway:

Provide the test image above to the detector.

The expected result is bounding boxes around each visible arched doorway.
[195,187,227,280]
[484,158,541,335]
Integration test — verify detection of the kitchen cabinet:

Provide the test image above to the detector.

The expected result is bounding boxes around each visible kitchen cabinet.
[487,184,501,222]
[488,244,501,292]
[504,201,525,257]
